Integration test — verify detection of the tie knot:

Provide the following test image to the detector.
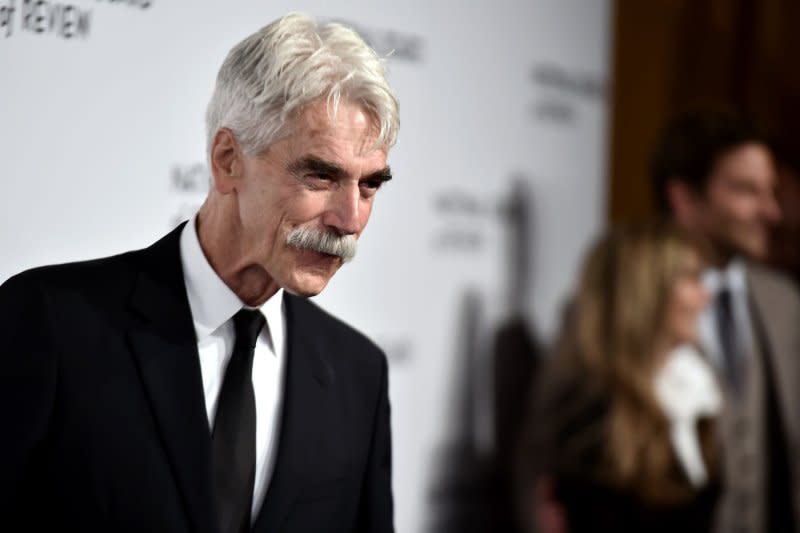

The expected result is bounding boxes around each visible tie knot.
[233,308,265,349]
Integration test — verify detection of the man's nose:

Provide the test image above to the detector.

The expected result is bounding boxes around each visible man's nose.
[322,183,363,235]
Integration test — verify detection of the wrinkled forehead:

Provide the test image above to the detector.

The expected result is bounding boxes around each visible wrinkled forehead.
[284,100,387,156]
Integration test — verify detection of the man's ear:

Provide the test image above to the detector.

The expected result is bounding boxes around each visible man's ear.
[666,178,701,228]
[209,128,243,194]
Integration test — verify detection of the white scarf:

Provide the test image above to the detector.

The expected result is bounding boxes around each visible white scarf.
[653,344,722,487]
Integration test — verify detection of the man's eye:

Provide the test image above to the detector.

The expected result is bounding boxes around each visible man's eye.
[361,179,383,190]
[310,173,333,181]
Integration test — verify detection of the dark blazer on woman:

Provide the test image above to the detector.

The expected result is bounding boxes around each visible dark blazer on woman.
[524,362,720,533]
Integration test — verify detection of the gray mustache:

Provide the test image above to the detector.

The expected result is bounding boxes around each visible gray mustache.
[286,226,357,262]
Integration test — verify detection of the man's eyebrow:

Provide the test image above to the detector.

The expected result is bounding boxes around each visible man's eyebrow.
[288,156,393,183]
[363,166,393,183]
[287,156,346,178]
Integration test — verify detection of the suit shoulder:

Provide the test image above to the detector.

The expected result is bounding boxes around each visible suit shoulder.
[747,262,800,302]
[0,251,138,304]
[287,294,386,365]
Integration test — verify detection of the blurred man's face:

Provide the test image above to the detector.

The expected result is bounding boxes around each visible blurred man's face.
[686,143,781,261]
[234,100,391,296]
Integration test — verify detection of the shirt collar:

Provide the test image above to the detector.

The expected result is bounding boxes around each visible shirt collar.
[702,257,748,295]
[256,282,285,356]
[179,214,284,342]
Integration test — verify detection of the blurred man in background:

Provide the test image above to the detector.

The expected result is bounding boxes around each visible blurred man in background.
[651,109,800,533]
[0,13,397,533]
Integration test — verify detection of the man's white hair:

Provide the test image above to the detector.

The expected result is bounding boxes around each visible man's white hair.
[205,12,399,157]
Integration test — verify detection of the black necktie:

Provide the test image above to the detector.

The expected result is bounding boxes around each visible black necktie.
[715,288,744,396]
[213,309,265,533]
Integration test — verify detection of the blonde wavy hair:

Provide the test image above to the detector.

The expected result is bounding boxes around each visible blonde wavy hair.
[563,221,709,501]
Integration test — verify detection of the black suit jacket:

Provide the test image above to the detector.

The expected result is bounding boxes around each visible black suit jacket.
[0,224,393,532]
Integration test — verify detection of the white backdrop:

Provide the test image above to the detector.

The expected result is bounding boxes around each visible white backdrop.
[0,1,612,531]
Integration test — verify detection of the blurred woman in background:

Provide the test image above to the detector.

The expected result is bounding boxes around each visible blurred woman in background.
[519,222,721,533]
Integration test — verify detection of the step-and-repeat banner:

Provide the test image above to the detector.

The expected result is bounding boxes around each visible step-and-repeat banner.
[0,1,611,530]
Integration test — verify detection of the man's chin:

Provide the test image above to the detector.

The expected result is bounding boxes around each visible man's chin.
[736,239,768,260]
[278,248,344,296]
[282,272,335,297]
[716,229,768,261]
[283,285,324,298]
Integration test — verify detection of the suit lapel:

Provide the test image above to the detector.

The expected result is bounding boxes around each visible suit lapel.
[747,265,800,445]
[253,293,334,532]
[126,223,218,533]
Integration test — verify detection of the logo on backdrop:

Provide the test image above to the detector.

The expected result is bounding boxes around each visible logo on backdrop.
[433,189,498,252]
[529,61,606,125]
[432,176,531,254]
[168,162,208,228]
[0,0,152,40]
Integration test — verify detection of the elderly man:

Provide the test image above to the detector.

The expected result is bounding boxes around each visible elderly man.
[0,13,398,533]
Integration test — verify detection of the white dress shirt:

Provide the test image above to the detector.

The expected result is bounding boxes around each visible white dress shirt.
[179,214,286,521]
[698,258,755,368]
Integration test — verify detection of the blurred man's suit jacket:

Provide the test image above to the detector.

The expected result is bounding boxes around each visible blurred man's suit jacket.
[712,262,800,533]
[0,224,393,533]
